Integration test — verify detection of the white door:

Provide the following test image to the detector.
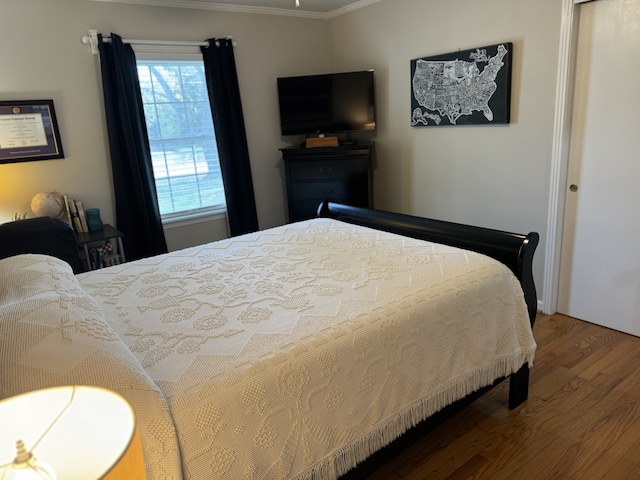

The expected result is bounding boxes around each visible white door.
[557,0,640,335]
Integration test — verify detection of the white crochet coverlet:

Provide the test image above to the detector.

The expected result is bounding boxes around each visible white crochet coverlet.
[78,219,536,479]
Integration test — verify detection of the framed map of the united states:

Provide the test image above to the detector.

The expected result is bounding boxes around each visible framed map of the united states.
[410,43,512,127]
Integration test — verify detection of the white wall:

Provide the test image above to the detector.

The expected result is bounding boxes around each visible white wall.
[329,0,564,299]
[0,0,332,249]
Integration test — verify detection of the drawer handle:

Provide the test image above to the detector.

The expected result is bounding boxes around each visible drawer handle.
[321,189,334,194]
[319,167,333,173]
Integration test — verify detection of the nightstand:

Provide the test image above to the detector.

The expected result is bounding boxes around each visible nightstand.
[76,224,126,271]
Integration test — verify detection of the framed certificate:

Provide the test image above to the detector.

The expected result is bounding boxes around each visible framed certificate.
[0,100,65,163]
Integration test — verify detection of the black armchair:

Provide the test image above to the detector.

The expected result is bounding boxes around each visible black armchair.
[0,217,82,273]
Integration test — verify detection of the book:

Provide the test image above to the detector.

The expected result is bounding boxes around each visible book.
[63,195,72,225]
[75,200,89,233]
[67,197,83,233]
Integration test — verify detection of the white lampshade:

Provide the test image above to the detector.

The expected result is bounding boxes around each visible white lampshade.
[0,386,145,480]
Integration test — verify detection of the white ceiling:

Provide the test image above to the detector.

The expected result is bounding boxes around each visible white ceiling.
[87,0,380,17]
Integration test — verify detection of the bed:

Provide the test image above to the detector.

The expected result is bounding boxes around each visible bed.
[0,202,539,479]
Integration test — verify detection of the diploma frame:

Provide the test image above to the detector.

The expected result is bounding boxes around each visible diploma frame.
[0,99,65,163]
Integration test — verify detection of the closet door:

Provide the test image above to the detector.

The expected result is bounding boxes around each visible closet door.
[557,0,640,335]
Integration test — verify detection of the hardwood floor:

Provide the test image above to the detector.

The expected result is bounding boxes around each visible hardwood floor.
[366,313,640,479]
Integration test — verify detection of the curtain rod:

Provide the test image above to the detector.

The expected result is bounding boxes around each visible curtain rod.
[81,30,235,55]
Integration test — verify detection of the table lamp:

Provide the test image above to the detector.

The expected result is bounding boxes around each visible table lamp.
[0,386,146,480]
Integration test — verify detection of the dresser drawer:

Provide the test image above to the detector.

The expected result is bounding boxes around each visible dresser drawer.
[288,202,324,221]
[289,195,369,221]
[287,157,368,181]
[289,181,348,202]
[290,181,369,203]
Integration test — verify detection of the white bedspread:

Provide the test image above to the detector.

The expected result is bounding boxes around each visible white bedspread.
[0,254,182,479]
[77,219,536,479]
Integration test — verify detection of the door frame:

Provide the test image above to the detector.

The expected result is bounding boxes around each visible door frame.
[542,0,594,314]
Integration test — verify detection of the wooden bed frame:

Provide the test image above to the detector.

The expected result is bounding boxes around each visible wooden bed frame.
[317,201,540,477]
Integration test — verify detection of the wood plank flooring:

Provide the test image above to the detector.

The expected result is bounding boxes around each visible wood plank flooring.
[366,313,640,479]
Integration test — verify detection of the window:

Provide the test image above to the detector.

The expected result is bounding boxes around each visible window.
[137,58,225,222]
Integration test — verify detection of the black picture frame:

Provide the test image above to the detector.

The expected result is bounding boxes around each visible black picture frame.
[410,43,513,127]
[0,100,65,163]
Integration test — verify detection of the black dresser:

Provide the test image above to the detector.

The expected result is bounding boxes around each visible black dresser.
[281,142,373,222]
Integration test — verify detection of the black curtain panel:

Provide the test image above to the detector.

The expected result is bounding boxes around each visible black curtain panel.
[98,33,168,260]
[201,38,259,236]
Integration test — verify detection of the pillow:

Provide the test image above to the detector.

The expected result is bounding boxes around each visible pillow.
[0,254,183,479]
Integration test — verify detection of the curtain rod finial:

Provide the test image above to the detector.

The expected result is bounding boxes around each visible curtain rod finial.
[82,29,99,55]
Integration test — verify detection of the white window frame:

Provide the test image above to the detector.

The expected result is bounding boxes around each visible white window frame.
[133,44,226,228]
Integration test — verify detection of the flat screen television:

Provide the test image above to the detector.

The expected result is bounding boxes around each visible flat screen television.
[277,70,376,137]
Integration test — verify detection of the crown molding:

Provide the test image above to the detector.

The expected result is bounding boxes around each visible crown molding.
[325,0,380,19]
[85,0,380,19]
